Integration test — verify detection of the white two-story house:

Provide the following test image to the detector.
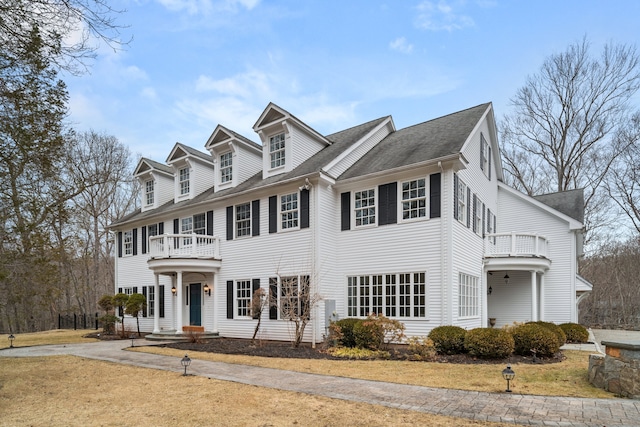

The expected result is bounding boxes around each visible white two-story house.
[110,102,591,342]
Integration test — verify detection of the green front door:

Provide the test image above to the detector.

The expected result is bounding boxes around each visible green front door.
[189,283,201,326]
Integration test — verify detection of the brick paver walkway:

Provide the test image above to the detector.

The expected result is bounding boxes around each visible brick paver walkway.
[3,339,640,426]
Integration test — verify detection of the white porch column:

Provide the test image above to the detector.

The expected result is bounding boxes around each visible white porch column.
[153,273,160,333]
[539,273,545,321]
[531,271,538,322]
[482,267,489,327]
[176,271,183,334]
[212,272,219,333]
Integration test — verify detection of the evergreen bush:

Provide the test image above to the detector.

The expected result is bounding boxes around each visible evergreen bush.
[329,318,361,348]
[428,325,467,355]
[464,328,514,359]
[529,321,566,346]
[559,323,589,343]
[512,323,561,357]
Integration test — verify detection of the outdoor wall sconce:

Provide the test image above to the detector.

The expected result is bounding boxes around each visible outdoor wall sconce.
[181,354,191,376]
[171,286,177,296]
[8,333,15,348]
[203,284,211,296]
[502,364,515,392]
[487,286,493,295]
[503,273,510,285]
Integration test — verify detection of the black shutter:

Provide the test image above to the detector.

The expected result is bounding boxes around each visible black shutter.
[141,226,147,254]
[269,196,277,233]
[252,200,260,236]
[117,232,122,258]
[206,210,214,236]
[453,174,459,220]
[480,135,485,172]
[158,222,164,235]
[429,173,441,218]
[173,219,179,248]
[341,192,351,231]
[488,146,492,181]
[117,287,123,316]
[378,182,397,226]
[226,280,234,319]
[269,277,278,319]
[472,194,477,233]
[482,203,486,237]
[132,229,138,255]
[226,206,234,240]
[252,279,261,319]
[466,187,471,228]
[300,189,310,229]
[142,287,147,317]
[133,286,138,294]
[493,213,497,236]
[301,275,310,320]
[159,285,165,318]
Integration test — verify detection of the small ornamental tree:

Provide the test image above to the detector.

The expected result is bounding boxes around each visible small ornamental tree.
[250,288,268,343]
[125,293,147,337]
[272,274,322,348]
[112,293,129,337]
[97,294,117,334]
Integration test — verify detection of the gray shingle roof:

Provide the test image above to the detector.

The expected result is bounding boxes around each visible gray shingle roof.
[534,189,585,223]
[339,103,491,180]
[137,157,173,175]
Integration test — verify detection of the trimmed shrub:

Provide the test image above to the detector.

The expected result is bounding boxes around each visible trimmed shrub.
[407,336,437,361]
[529,321,566,346]
[512,323,561,357]
[353,318,384,350]
[428,325,467,355]
[559,323,589,343]
[464,328,514,359]
[329,318,361,348]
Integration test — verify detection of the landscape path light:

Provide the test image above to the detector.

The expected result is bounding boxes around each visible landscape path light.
[181,354,191,376]
[502,364,515,392]
[8,333,15,348]
[130,334,135,348]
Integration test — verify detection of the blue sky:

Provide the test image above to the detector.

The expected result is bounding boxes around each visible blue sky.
[65,0,640,161]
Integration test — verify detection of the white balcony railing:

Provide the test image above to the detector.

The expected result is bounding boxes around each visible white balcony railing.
[484,232,549,258]
[148,234,220,259]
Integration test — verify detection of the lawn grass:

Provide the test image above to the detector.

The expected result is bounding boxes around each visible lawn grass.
[0,356,511,427]
[0,329,99,349]
[0,329,615,427]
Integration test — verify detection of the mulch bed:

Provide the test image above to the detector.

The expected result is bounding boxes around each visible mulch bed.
[159,337,565,365]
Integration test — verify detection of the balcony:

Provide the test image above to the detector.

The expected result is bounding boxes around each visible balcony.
[485,233,549,259]
[149,234,221,260]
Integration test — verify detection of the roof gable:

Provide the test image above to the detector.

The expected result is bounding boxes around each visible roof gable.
[339,103,491,180]
[134,157,172,177]
[166,143,213,164]
[205,125,262,152]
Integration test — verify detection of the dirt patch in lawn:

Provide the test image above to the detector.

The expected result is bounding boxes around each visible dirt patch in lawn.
[159,337,565,364]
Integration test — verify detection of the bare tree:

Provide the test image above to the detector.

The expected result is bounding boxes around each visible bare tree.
[608,112,640,234]
[271,274,322,348]
[500,37,640,245]
[250,288,268,343]
[0,0,129,74]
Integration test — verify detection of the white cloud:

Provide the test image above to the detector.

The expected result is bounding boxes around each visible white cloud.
[415,0,475,32]
[156,0,260,15]
[389,37,414,54]
[140,87,158,100]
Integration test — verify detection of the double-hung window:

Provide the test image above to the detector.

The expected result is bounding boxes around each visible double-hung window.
[235,203,251,238]
[236,280,252,318]
[220,152,232,183]
[123,231,133,255]
[275,275,309,320]
[281,193,298,229]
[145,180,154,206]
[347,272,426,318]
[474,196,483,235]
[147,286,155,317]
[459,273,479,318]
[179,167,190,196]
[181,213,205,245]
[456,179,467,223]
[269,133,285,169]
[354,189,375,226]
[480,133,491,179]
[402,178,426,220]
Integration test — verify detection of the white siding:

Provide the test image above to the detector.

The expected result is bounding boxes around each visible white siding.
[191,160,214,197]
[236,144,262,184]
[325,121,392,178]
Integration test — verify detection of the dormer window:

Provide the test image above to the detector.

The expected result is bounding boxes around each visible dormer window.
[179,167,190,195]
[269,133,285,169]
[220,152,232,183]
[145,180,154,206]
